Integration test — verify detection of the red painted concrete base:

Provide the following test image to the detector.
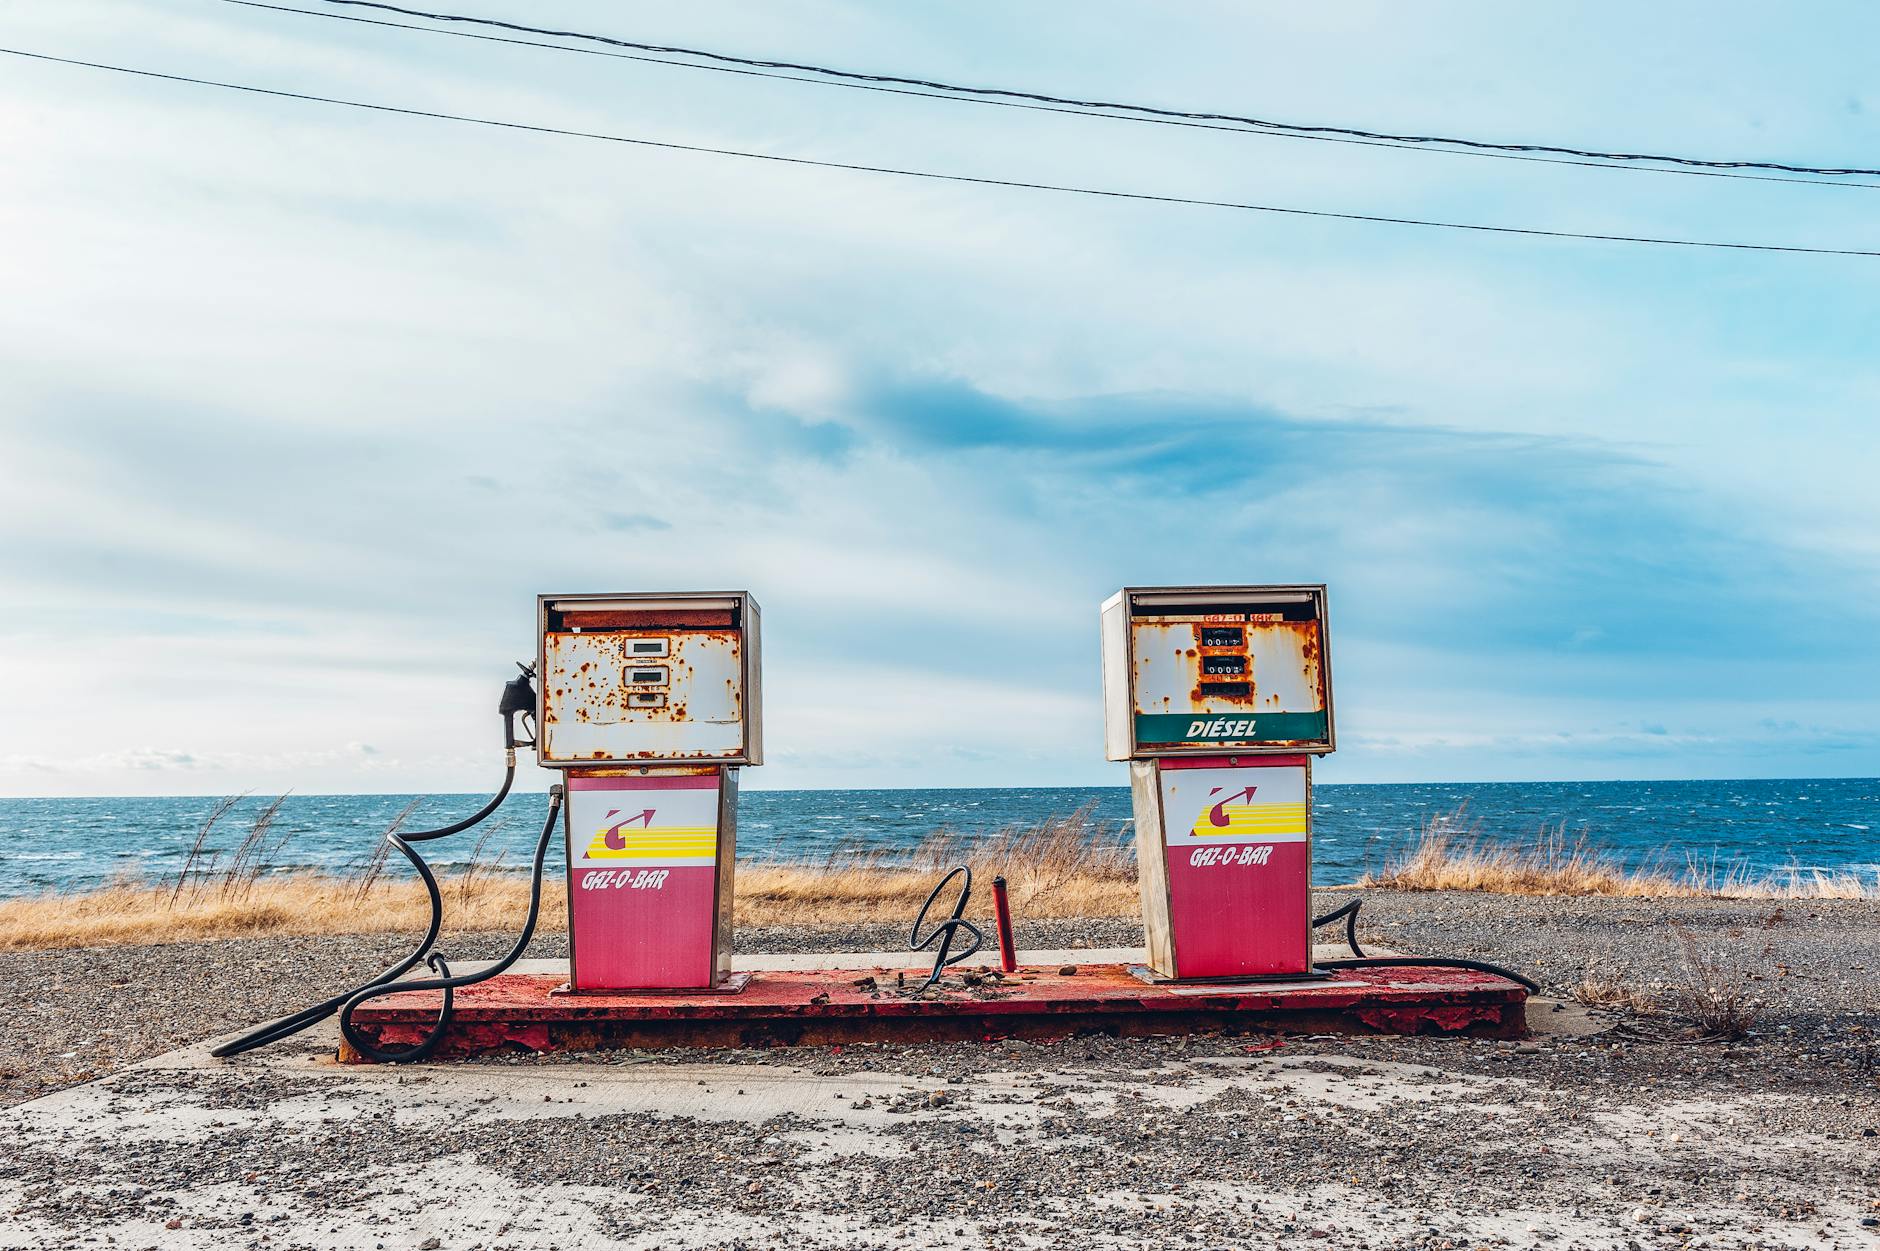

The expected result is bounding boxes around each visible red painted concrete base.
[339,963,1527,1062]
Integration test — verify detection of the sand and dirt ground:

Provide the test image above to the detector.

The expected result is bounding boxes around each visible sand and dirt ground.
[0,891,1874,1249]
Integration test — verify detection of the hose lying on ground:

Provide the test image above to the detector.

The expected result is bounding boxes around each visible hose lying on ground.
[208,763,519,1059]
[211,667,539,1059]
[337,787,564,1063]
[1311,897,1542,993]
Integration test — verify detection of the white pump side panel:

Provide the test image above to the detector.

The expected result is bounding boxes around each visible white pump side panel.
[541,631,743,763]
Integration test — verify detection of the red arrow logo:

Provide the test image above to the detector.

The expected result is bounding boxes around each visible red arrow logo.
[601,808,656,850]
[1206,786,1258,827]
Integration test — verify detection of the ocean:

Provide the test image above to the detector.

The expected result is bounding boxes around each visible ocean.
[0,777,1873,898]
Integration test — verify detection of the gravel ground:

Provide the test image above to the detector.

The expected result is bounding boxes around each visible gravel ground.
[0,892,1874,1249]
[1,891,1871,1108]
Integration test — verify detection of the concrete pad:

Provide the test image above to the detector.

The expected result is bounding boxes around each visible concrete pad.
[2,1029,1872,1251]
[1522,996,1609,1037]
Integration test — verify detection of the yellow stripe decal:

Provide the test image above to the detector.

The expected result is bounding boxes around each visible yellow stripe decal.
[1189,803,1308,838]
[584,826,718,859]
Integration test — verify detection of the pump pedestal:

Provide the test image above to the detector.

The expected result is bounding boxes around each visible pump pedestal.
[1133,754,1316,981]
[563,767,738,992]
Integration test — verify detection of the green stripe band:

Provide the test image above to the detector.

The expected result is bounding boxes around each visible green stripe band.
[1134,710,1329,745]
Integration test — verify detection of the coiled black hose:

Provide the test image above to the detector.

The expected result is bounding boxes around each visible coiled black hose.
[338,787,563,1063]
[208,762,517,1059]
[909,865,983,991]
[212,667,539,1060]
[1310,896,1541,993]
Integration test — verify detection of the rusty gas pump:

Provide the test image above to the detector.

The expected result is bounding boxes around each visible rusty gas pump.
[211,590,761,1062]
[536,592,761,991]
[213,582,1540,1064]
[1101,585,1334,981]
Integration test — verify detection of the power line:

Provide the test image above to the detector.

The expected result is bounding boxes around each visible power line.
[300,0,1880,180]
[219,0,1880,192]
[7,45,1878,259]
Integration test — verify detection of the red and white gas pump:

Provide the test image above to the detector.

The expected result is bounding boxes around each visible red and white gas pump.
[1101,586,1334,981]
[536,593,761,991]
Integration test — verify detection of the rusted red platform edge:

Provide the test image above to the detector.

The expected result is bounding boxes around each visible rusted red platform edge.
[340,963,1526,1061]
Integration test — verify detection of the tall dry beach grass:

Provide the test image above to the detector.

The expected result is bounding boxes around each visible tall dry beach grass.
[0,799,1868,951]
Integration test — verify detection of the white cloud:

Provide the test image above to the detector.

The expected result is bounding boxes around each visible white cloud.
[2,0,1877,795]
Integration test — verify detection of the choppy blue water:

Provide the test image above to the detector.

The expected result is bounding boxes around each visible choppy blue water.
[0,778,1873,898]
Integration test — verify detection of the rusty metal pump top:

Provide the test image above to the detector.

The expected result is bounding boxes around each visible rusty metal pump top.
[536,591,763,767]
[1100,585,1333,760]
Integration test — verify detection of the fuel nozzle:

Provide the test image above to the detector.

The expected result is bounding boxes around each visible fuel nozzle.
[500,662,538,750]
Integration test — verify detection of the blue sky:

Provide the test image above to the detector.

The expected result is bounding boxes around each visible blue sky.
[2,1,1878,795]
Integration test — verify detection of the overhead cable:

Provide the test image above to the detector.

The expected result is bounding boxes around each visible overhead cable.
[7,46,1877,259]
[292,0,1880,180]
[217,0,1880,192]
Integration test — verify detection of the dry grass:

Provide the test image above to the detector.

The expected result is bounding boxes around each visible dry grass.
[0,805,1139,952]
[1572,973,1662,1017]
[0,875,542,952]
[1360,805,1875,900]
[1574,936,1766,1040]
[736,806,1138,927]
[4,795,1869,952]
[1663,925,1764,1040]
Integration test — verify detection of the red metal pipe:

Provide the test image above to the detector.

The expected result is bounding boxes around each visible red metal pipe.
[991,875,1017,973]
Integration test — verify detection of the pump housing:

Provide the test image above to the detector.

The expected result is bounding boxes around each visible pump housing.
[1101,585,1333,760]
[536,591,762,767]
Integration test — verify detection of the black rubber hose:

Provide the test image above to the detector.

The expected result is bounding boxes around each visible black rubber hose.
[1310,897,1539,991]
[337,788,563,1063]
[1317,956,1543,995]
[1311,899,1366,958]
[909,865,983,991]
[208,762,515,1059]
[401,758,516,842]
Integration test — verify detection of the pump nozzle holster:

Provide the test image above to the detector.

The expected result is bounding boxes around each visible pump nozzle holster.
[500,663,538,750]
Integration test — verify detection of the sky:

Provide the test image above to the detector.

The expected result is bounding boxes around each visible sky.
[2,1,1878,796]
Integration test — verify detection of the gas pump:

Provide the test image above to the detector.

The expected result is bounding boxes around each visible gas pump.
[1101,585,1334,981]
[213,581,1536,1064]
[211,590,760,1062]
[537,592,761,991]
